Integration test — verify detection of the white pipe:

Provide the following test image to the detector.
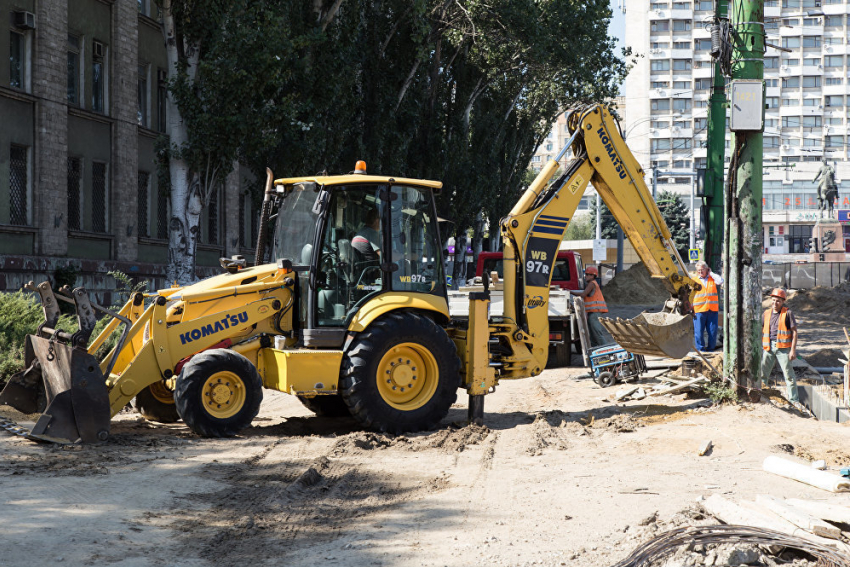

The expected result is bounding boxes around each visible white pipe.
[763,455,850,493]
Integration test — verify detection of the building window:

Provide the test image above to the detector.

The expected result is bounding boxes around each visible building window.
[673,41,690,50]
[694,38,712,51]
[825,15,843,27]
[68,157,82,230]
[803,58,820,68]
[672,98,691,112]
[651,80,670,89]
[672,20,692,31]
[825,136,844,148]
[824,55,843,68]
[67,35,81,105]
[765,79,778,87]
[802,98,818,107]
[92,42,107,113]
[9,145,29,226]
[651,99,671,111]
[673,138,692,150]
[138,172,150,237]
[138,65,148,127]
[650,20,670,32]
[826,95,844,107]
[696,0,712,9]
[764,137,781,148]
[782,116,799,128]
[781,37,801,49]
[782,77,800,88]
[803,138,820,147]
[672,59,692,70]
[92,162,108,233]
[651,41,670,49]
[651,139,672,151]
[157,188,169,239]
[802,76,821,88]
[764,58,779,69]
[157,69,167,132]
[802,36,821,48]
[782,0,800,7]
[802,116,822,127]
[531,156,541,163]
[10,30,25,89]
[673,80,689,89]
[651,60,670,72]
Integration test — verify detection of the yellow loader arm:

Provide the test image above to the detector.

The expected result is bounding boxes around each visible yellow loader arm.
[498,104,699,373]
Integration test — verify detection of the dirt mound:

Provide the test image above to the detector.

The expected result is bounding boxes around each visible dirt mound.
[804,348,846,368]
[604,262,669,305]
[767,283,850,321]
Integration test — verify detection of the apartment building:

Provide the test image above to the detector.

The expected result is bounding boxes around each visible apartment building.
[0,1,256,296]
[624,0,850,253]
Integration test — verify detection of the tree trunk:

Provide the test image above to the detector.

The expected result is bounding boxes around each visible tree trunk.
[162,3,202,285]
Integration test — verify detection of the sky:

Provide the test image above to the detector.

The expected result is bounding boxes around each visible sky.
[609,0,627,94]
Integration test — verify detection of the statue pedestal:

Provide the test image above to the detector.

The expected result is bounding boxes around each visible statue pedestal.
[810,218,845,262]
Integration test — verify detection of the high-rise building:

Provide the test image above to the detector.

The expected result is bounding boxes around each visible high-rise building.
[625,0,850,253]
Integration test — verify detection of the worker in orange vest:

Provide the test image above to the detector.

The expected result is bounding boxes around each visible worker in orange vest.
[692,261,723,351]
[570,265,609,347]
[761,288,800,406]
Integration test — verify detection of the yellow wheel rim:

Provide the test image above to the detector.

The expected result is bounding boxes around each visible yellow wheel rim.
[149,381,175,405]
[201,371,246,419]
[376,342,439,410]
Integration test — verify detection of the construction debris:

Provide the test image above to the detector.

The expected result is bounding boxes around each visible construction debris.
[763,455,850,493]
[697,440,712,456]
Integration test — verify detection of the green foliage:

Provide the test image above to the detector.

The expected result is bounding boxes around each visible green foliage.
[89,271,151,359]
[587,195,620,239]
[160,0,630,245]
[0,292,76,383]
[564,214,593,241]
[702,380,737,405]
[655,190,691,257]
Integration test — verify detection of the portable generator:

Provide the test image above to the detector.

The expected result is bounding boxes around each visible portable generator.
[589,343,647,388]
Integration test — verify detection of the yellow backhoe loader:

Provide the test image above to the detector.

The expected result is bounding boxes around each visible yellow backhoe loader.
[0,104,700,443]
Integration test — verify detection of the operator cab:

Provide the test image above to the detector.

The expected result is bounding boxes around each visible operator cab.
[271,163,446,337]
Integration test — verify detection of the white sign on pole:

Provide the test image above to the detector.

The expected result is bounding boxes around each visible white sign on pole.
[593,239,607,262]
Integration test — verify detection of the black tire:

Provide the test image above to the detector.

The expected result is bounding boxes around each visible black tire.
[547,342,572,368]
[174,349,263,438]
[598,371,617,388]
[296,394,352,417]
[134,382,180,423]
[340,312,461,434]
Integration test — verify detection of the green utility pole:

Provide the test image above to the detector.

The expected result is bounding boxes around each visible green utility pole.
[723,0,765,397]
[702,0,729,273]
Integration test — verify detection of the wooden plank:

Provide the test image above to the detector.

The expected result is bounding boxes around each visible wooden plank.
[786,498,850,525]
[647,376,706,397]
[756,495,842,539]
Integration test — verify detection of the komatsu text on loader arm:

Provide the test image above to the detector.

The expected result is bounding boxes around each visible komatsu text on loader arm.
[0,104,699,443]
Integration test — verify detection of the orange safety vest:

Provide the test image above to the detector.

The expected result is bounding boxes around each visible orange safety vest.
[693,277,719,313]
[585,280,608,313]
[762,307,793,350]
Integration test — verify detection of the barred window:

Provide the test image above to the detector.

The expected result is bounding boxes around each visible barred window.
[138,171,150,237]
[9,145,29,226]
[92,162,107,233]
[157,188,168,239]
[68,157,82,230]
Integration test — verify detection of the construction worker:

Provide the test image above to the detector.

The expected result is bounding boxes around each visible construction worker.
[570,265,609,347]
[761,288,800,407]
[692,261,723,351]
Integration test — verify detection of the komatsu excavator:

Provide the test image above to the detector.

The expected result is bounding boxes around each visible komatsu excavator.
[0,104,700,443]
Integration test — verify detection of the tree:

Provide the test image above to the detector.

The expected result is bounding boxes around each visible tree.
[587,195,619,239]
[563,214,593,241]
[655,190,691,257]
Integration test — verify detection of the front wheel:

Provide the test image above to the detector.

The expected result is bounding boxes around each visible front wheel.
[340,312,461,434]
[134,382,180,423]
[174,349,263,438]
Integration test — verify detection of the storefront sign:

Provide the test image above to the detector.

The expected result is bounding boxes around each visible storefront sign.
[838,210,850,223]
[792,212,820,222]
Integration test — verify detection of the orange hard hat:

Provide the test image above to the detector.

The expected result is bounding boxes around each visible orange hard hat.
[585,265,599,276]
[769,288,787,300]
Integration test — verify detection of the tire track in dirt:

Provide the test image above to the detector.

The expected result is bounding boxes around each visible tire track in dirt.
[164,425,494,565]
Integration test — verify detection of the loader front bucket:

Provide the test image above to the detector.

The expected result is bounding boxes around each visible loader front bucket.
[0,334,111,443]
[599,311,694,360]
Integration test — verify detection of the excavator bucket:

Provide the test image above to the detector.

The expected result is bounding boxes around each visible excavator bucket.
[600,311,694,360]
[0,282,118,443]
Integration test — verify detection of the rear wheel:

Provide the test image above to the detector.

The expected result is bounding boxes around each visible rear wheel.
[296,394,351,417]
[175,349,263,438]
[134,382,180,423]
[340,312,461,434]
